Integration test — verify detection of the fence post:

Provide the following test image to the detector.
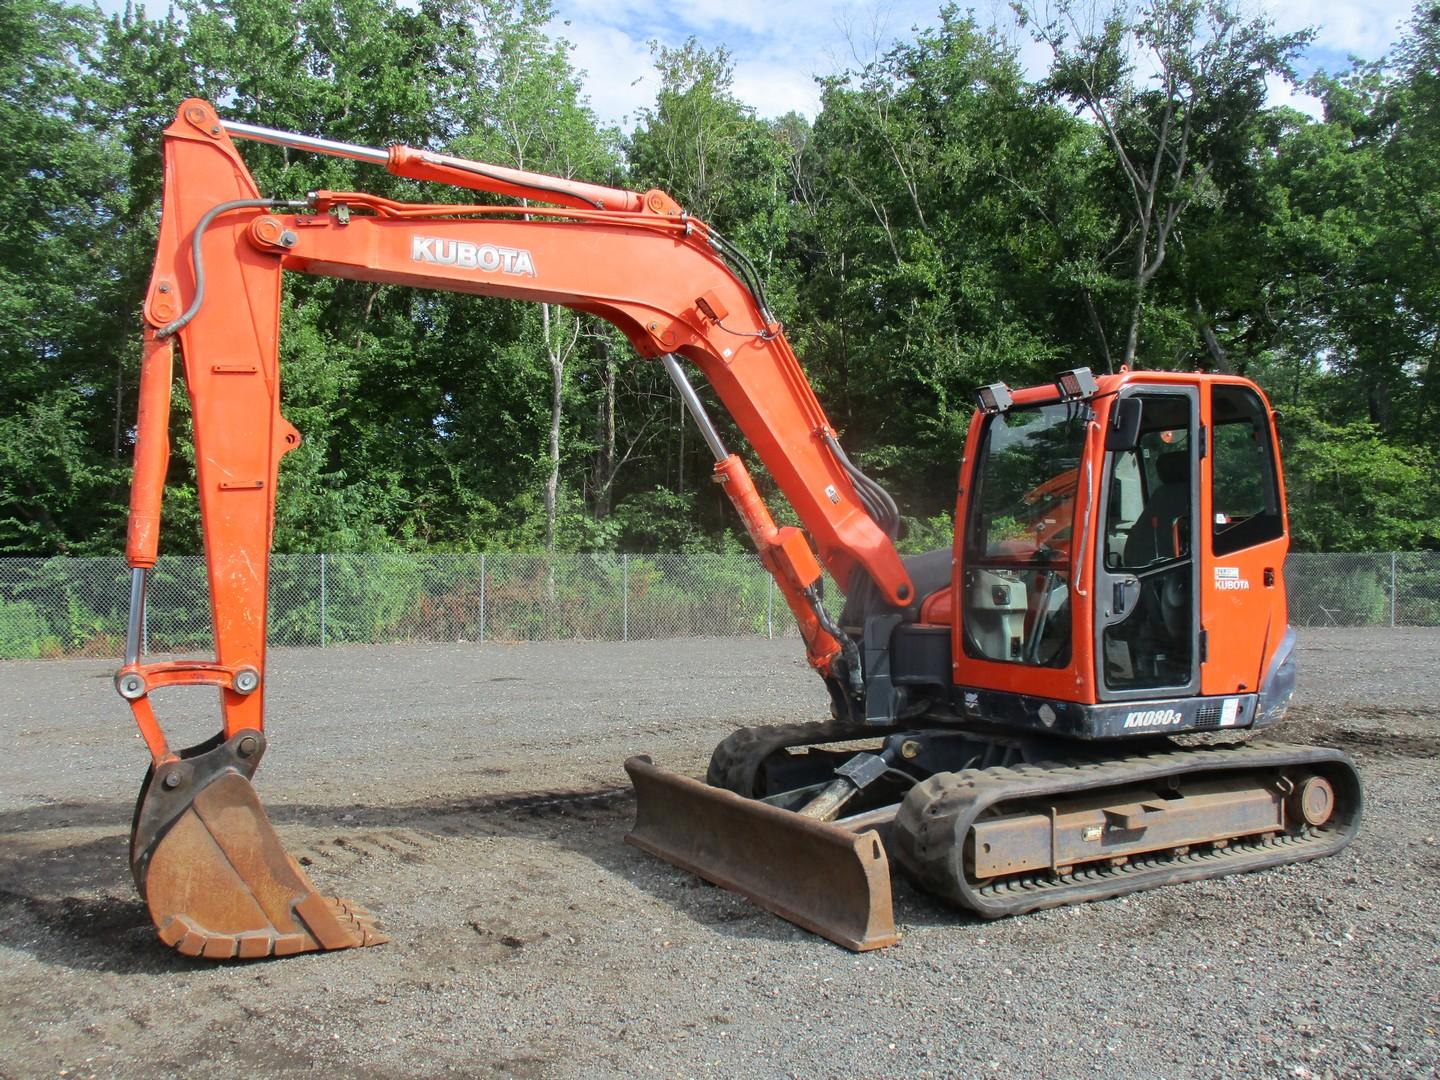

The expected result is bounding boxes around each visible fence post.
[478,553,486,644]
[319,553,327,647]
[766,575,774,640]
[1391,551,1398,627]
[622,554,629,642]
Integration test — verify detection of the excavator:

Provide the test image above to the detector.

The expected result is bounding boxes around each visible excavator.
[114,100,1362,959]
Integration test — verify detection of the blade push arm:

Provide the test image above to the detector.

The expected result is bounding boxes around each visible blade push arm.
[119,100,912,754]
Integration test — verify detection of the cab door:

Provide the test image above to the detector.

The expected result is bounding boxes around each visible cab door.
[1200,382,1289,694]
[1093,386,1201,701]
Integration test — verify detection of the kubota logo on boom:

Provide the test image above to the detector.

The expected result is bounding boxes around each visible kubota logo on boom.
[412,236,536,277]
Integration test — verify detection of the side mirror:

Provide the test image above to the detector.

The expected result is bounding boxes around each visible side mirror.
[1106,396,1143,451]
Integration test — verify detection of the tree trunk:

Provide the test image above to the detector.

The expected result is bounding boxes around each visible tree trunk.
[596,338,615,518]
[1194,297,1231,373]
[677,389,685,498]
[542,302,563,553]
[112,355,125,460]
[1081,288,1113,374]
[1123,289,1144,368]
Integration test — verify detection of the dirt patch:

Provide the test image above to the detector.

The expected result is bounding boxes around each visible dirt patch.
[1,632,1437,1078]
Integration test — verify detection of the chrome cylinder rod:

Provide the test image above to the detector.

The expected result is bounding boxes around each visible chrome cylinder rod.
[222,119,389,166]
[124,567,147,666]
[661,354,729,463]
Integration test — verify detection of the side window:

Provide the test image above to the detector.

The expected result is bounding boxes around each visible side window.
[1211,386,1284,556]
[1103,450,1144,567]
[1104,402,1191,572]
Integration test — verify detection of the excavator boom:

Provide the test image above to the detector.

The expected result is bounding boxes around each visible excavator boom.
[118,100,912,956]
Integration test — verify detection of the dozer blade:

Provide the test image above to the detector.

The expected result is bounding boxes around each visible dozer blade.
[624,756,898,951]
[130,729,387,959]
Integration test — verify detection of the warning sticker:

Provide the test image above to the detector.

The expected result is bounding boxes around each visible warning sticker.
[1220,697,1241,727]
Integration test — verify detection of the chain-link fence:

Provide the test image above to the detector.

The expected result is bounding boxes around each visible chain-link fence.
[1,551,1436,659]
[1284,552,1440,627]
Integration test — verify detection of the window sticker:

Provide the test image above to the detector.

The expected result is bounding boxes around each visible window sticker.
[1214,566,1249,591]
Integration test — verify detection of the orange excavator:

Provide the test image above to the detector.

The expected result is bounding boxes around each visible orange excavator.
[116,101,1361,958]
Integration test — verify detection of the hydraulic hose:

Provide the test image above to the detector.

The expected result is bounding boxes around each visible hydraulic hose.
[823,433,900,539]
[806,584,864,696]
[156,198,309,339]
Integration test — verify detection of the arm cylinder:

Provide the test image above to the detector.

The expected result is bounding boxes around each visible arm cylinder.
[221,119,389,165]
[219,116,649,212]
[386,147,645,212]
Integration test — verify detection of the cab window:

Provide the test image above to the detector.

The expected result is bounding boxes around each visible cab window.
[1211,386,1283,556]
[962,401,1089,668]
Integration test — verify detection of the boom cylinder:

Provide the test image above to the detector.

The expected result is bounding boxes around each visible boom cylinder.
[662,354,729,462]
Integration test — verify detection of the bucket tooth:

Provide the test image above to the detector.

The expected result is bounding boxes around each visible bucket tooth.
[624,755,897,951]
[131,730,387,959]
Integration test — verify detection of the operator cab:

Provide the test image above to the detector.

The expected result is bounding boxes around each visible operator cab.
[844,369,1295,742]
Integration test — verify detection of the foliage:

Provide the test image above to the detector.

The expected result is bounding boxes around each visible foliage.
[1018,0,1312,369]
[0,600,54,659]
[0,0,1436,568]
[1278,405,1440,551]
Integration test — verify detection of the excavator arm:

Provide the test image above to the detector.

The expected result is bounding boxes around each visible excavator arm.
[117,100,912,957]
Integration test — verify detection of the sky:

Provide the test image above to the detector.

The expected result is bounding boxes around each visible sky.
[94,0,1420,128]
[550,0,1417,126]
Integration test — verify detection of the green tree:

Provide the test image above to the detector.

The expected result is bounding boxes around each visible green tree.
[1018,0,1312,369]
[0,0,132,553]
[791,8,1100,518]
[460,0,619,551]
[625,39,799,529]
[1280,405,1440,550]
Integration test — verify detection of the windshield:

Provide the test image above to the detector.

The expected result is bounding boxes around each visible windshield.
[961,401,1090,670]
[967,402,1090,565]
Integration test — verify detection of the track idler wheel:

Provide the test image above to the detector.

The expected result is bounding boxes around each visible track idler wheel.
[1289,773,1336,827]
[130,730,387,959]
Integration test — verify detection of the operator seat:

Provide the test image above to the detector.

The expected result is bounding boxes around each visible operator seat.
[1118,449,1192,677]
[1124,451,1190,567]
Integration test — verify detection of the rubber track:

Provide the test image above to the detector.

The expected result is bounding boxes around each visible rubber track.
[892,741,1362,918]
[706,722,903,797]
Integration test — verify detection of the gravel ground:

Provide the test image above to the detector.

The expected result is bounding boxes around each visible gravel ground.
[1,630,1437,1079]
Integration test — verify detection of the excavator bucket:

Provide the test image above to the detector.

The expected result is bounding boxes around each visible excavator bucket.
[624,756,898,951]
[130,730,386,959]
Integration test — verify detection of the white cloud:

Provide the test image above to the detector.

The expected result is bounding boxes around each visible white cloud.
[555,21,657,129]
[1264,72,1325,119]
[730,61,825,120]
[1259,0,1413,61]
[90,0,1415,127]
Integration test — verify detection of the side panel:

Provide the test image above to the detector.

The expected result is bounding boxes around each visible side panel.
[1199,381,1290,695]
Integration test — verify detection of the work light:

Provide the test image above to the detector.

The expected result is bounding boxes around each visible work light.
[1055,367,1099,401]
[975,382,1013,414]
